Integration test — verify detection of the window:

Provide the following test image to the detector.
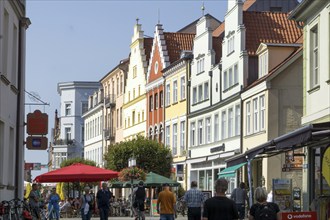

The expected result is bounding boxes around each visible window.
[235,104,241,136]
[128,91,130,102]
[160,91,164,107]
[138,113,140,123]
[2,10,9,76]
[166,125,170,147]
[214,114,219,141]
[197,58,205,73]
[149,95,153,112]
[173,80,178,103]
[205,117,211,143]
[246,102,251,134]
[155,93,158,109]
[227,35,235,54]
[142,111,144,121]
[204,82,209,100]
[117,77,119,95]
[310,25,319,88]
[260,95,265,130]
[191,122,196,146]
[120,107,123,127]
[253,98,259,132]
[193,87,197,104]
[198,84,203,102]
[172,123,177,155]
[132,111,135,125]
[133,88,136,99]
[224,71,228,90]
[166,84,171,106]
[228,108,233,138]
[65,104,71,116]
[229,68,233,87]
[234,64,238,84]
[180,121,185,152]
[117,109,119,128]
[133,66,137,78]
[259,52,268,78]
[11,24,18,86]
[180,76,186,100]
[198,120,203,145]
[221,111,226,139]
[121,75,124,94]
[65,127,72,141]
[81,102,88,114]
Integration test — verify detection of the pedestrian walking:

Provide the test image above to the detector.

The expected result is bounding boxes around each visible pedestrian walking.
[47,187,60,220]
[183,181,204,220]
[80,186,94,220]
[231,182,248,220]
[96,182,112,220]
[133,181,146,220]
[202,178,239,220]
[29,183,40,220]
[157,183,177,220]
[249,187,280,220]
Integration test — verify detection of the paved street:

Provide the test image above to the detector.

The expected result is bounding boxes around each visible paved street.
[62,217,187,220]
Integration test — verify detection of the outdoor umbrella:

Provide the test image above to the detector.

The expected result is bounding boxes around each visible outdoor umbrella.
[34,163,118,182]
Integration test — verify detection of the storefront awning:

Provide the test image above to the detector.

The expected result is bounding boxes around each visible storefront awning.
[226,122,330,167]
[218,162,247,178]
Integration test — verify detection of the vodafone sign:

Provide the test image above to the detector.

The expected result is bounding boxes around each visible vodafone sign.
[282,212,317,220]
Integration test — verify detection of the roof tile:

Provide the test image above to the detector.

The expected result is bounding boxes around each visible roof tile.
[163,32,195,63]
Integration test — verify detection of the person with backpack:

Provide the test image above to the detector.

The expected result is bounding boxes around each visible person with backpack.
[79,186,94,220]
[249,187,281,220]
[133,181,146,220]
[96,182,112,220]
[231,182,249,220]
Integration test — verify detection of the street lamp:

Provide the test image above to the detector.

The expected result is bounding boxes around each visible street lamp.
[128,156,136,217]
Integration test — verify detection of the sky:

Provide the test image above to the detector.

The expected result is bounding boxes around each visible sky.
[24,0,228,180]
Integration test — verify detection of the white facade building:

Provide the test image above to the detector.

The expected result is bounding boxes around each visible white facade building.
[50,81,100,170]
[0,0,30,200]
[82,88,103,167]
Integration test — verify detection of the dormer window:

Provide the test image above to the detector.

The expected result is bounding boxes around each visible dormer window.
[259,51,268,78]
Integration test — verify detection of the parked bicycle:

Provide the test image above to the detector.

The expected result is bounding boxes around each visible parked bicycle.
[0,198,28,220]
[176,196,187,217]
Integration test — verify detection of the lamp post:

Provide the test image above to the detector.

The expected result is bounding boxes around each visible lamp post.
[128,156,136,217]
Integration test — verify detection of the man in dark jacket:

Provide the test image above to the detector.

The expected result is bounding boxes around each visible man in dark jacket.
[133,181,146,220]
[96,183,112,220]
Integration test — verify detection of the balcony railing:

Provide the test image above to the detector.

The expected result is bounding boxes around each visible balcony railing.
[53,139,74,146]
[104,94,116,108]
[104,128,115,141]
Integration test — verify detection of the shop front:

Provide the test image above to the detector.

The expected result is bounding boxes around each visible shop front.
[226,122,330,219]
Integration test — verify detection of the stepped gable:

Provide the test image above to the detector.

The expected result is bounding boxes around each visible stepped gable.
[244,11,302,56]
[144,37,154,65]
[163,32,195,63]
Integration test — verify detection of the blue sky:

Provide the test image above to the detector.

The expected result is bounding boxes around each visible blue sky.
[24,0,227,179]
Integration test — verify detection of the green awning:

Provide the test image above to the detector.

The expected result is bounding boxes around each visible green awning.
[218,162,246,179]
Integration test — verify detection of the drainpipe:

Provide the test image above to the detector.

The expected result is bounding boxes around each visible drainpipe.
[209,71,212,106]
[219,64,222,102]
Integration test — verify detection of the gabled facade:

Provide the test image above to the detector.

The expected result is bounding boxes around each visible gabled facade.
[123,23,152,140]
[0,0,30,200]
[100,58,129,155]
[242,43,303,197]
[82,88,104,167]
[50,81,100,170]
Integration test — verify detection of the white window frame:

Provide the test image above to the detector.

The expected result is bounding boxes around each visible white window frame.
[214,114,219,142]
[173,80,178,103]
[229,67,233,87]
[180,121,185,152]
[246,101,251,135]
[198,84,203,102]
[198,120,203,145]
[221,111,226,140]
[172,123,178,155]
[224,71,228,90]
[197,58,205,74]
[253,98,259,133]
[65,103,72,116]
[180,76,186,100]
[235,104,241,136]
[191,122,196,146]
[205,117,211,144]
[166,83,171,106]
[260,95,265,131]
[228,108,233,138]
[227,35,235,54]
[259,51,268,78]
[165,125,170,147]
[193,87,197,104]
[310,25,319,88]
[234,64,238,84]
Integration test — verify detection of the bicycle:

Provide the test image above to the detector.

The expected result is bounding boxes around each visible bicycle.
[0,199,24,220]
[176,196,187,217]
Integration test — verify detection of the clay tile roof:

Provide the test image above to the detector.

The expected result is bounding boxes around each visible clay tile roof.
[213,22,225,37]
[243,0,257,11]
[144,37,153,65]
[163,32,195,63]
[244,11,303,55]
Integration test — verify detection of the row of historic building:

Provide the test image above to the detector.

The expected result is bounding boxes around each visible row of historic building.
[49,0,330,216]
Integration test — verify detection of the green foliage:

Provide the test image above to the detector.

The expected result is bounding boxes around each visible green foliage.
[104,135,173,177]
[177,185,186,198]
[60,158,96,168]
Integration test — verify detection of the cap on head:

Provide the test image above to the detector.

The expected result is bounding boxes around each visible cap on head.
[138,181,144,186]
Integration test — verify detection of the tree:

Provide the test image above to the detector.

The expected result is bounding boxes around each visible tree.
[104,136,173,177]
[60,158,96,168]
